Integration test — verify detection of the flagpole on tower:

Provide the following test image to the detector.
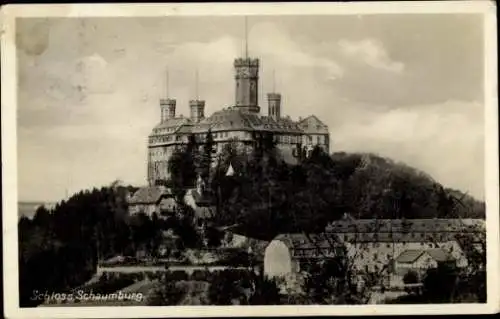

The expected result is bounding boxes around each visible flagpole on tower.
[245,16,249,59]
[195,68,199,101]
[272,69,276,93]
[166,69,170,98]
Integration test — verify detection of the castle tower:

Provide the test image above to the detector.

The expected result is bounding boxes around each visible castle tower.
[234,17,260,113]
[160,98,176,121]
[267,93,281,120]
[267,70,281,120]
[189,69,205,123]
[189,100,205,123]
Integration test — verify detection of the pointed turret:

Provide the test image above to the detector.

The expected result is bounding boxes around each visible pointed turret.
[160,69,176,121]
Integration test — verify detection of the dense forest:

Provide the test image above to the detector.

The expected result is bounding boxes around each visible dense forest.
[18,131,485,306]
[18,183,202,307]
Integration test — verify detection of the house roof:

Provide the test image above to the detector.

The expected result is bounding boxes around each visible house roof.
[159,197,177,208]
[325,218,485,234]
[426,248,454,262]
[272,233,344,259]
[128,186,170,205]
[395,249,425,263]
[395,248,454,264]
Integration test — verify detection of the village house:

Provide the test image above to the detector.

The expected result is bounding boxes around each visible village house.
[127,176,216,223]
[127,185,176,217]
[394,248,456,276]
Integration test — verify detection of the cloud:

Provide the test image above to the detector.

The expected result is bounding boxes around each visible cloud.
[338,38,405,73]
[70,53,115,95]
[332,100,484,199]
[249,22,344,80]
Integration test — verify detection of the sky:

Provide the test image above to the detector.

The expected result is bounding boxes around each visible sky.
[16,14,485,202]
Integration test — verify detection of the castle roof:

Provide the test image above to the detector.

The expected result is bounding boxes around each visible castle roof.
[298,115,329,134]
[195,108,252,132]
[243,112,303,133]
[152,108,304,137]
[151,117,192,135]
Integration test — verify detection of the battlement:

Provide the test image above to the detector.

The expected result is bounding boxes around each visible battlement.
[160,98,177,106]
[189,100,206,107]
[267,93,281,100]
[234,57,260,67]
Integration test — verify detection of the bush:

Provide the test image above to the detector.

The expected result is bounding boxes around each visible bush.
[147,281,187,306]
[191,270,211,281]
[77,276,135,295]
[403,270,421,294]
[165,270,189,282]
[422,264,458,303]
[403,270,420,284]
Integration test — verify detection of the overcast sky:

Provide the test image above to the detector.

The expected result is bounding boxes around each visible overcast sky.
[16,14,485,202]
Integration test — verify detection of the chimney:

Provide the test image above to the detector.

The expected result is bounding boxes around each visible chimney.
[160,98,176,121]
[267,93,281,120]
[189,100,205,123]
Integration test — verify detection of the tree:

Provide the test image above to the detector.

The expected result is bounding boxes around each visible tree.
[32,205,51,227]
[147,281,187,306]
[167,138,197,202]
[205,226,224,247]
[208,270,247,305]
[422,263,458,303]
[248,275,282,305]
[199,129,215,181]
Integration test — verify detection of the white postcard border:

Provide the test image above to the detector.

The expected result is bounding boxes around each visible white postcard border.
[2,1,498,318]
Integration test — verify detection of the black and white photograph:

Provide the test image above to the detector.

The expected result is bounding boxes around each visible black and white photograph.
[1,2,498,318]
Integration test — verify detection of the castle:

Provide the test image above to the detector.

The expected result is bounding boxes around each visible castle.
[147,34,330,186]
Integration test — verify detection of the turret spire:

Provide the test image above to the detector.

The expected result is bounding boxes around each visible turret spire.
[166,68,170,98]
[190,68,205,123]
[160,68,176,121]
[195,68,199,100]
[245,16,249,58]
[272,69,276,93]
